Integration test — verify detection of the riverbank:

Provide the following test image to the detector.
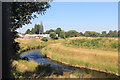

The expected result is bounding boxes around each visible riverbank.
[41,42,118,76]
[15,37,119,78]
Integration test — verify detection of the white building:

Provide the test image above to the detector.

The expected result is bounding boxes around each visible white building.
[18,34,58,39]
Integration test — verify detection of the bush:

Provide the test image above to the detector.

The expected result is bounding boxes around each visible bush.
[41,37,48,42]
[50,32,58,40]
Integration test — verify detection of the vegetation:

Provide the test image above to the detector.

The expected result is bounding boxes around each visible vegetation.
[59,30,66,39]
[50,32,58,40]
[11,60,64,78]
[65,30,79,38]
[41,37,48,42]
[15,39,46,54]
[12,59,92,78]
[64,37,118,51]
[55,28,62,37]
[41,42,118,74]
[43,27,119,38]
[25,29,32,34]
[3,2,51,79]
[41,37,118,75]
[25,22,44,34]
[84,31,100,37]
[14,37,119,78]
[43,29,55,34]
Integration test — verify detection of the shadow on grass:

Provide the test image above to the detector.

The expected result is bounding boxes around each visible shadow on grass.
[11,63,63,79]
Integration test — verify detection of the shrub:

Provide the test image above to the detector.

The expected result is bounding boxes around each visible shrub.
[41,37,48,42]
[50,32,58,40]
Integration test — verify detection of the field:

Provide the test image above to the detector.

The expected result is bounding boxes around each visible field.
[15,37,119,78]
[41,37,119,74]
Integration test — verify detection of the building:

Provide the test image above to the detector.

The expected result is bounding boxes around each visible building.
[18,34,58,39]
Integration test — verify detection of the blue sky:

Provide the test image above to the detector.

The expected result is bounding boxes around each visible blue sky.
[17,2,118,33]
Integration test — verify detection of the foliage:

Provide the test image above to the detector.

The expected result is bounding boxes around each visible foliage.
[12,60,64,79]
[6,2,51,58]
[107,30,118,37]
[64,38,118,51]
[65,30,79,38]
[44,29,55,34]
[84,31,100,37]
[41,37,48,42]
[55,28,62,37]
[25,29,32,34]
[100,31,107,37]
[25,22,44,34]
[50,32,58,40]
[15,39,46,53]
[79,32,84,36]
[59,30,66,39]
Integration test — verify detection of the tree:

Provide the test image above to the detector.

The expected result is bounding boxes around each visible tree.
[113,30,118,37]
[39,21,44,34]
[50,32,58,40]
[65,30,79,38]
[2,2,51,79]
[79,32,84,36]
[59,30,65,39]
[34,24,40,34]
[44,29,55,34]
[100,31,107,37]
[107,30,113,37]
[84,31,100,37]
[25,29,31,34]
[106,30,118,37]
[31,28,35,34]
[55,28,62,37]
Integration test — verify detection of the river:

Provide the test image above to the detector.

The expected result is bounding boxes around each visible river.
[20,50,119,78]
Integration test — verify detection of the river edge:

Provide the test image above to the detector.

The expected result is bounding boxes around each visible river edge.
[46,55,120,77]
[40,48,120,77]
[19,47,120,77]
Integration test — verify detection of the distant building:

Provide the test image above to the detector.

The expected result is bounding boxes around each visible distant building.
[18,34,58,39]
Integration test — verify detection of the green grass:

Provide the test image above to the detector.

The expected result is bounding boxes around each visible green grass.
[14,37,119,78]
[41,42,118,74]
[12,60,85,78]
[64,37,118,51]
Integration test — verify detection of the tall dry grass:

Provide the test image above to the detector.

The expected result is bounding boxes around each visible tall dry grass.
[42,42,118,74]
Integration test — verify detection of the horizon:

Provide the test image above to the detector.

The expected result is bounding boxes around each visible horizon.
[17,2,118,34]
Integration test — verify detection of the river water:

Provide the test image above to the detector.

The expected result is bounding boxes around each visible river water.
[20,50,119,78]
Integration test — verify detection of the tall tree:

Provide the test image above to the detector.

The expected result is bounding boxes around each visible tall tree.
[100,31,107,37]
[39,21,44,34]
[55,28,62,37]
[106,30,117,37]
[25,29,31,34]
[2,2,51,79]
[59,30,65,39]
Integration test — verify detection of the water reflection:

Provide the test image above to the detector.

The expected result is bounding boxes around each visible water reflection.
[20,50,119,78]
[20,51,73,73]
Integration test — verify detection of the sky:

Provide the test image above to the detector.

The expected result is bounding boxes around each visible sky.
[17,2,118,33]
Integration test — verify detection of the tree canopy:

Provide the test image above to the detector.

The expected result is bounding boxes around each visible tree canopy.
[10,2,51,31]
[2,2,51,79]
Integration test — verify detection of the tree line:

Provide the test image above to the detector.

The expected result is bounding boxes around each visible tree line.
[44,28,119,38]
[25,22,44,34]
[25,26,119,38]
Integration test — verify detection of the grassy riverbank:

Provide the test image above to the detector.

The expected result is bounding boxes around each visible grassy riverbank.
[41,37,119,75]
[15,38,66,53]
[14,37,119,78]
[12,60,90,78]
